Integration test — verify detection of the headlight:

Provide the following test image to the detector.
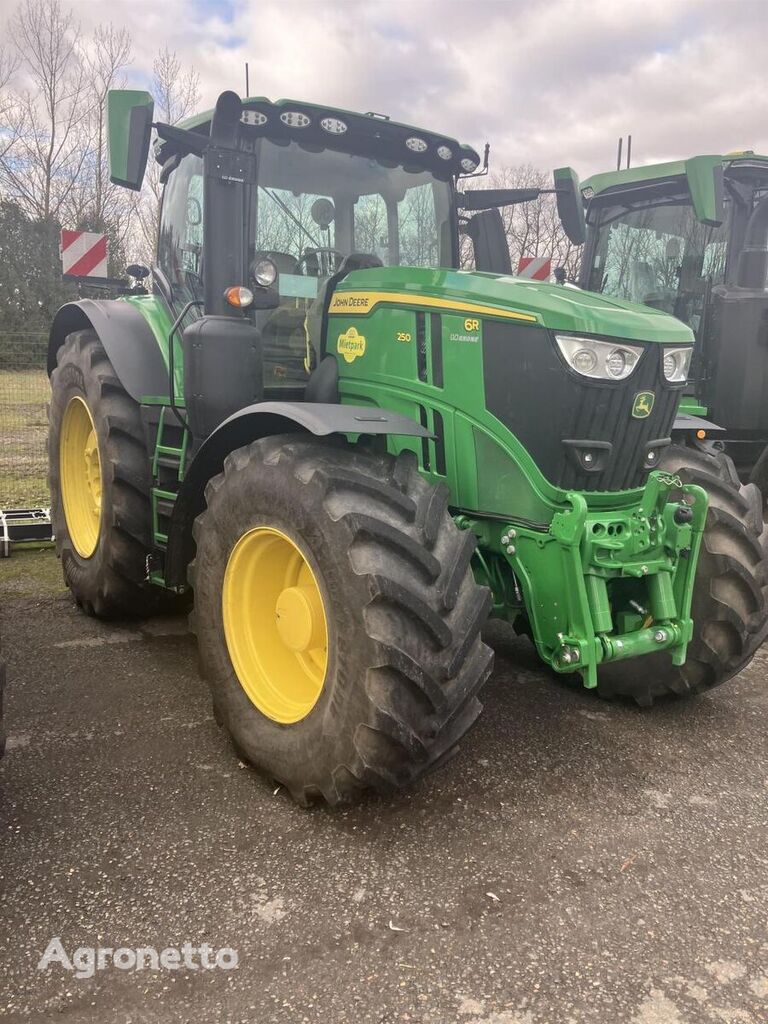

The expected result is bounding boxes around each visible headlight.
[662,345,693,383]
[252,258,277,288]
[555,334,643,381]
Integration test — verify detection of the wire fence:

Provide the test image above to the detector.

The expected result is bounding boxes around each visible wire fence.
[0,333,50,509]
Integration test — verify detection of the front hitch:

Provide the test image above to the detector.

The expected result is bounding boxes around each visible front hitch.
[464,471,708,688]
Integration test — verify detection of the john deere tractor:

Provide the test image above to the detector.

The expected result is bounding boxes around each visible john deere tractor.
[47,91,768,803]
[580,153,768,484]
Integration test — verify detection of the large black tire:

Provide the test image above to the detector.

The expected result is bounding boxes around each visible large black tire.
[190,436,494,805]
[49,329,157,618]
[597,443,768,705]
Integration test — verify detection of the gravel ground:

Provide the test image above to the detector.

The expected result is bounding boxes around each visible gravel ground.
[0,549,766,1024]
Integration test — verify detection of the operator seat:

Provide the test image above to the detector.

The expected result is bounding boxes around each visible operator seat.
[628,260,656,304]
[304,252,383,402]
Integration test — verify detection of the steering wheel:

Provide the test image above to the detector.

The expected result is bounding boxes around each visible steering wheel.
[295,248,345,277]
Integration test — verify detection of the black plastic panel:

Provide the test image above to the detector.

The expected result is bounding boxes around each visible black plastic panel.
[482,322,680,491]
[707,287,768,432]
[183,315,263,438]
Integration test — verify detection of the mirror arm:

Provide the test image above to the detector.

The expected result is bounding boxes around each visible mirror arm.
[457,189,542,211]
[153,122,209,157]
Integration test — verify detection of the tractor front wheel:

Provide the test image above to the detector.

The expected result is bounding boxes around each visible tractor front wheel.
[190,436,493,805]
[597,443,768,705]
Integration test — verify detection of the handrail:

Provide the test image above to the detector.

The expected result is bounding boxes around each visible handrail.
[167,299,204,433]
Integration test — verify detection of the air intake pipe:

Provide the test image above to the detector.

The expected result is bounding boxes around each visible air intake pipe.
[737,193,768,289]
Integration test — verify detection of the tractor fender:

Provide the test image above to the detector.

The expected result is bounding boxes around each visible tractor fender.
[48,299,169,403]
[164,401,431,589]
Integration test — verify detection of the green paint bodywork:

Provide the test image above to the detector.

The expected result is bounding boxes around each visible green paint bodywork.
[312,264,706,682]
[122,293,179,402]
[334,266,694,343]
[679,396,709,417]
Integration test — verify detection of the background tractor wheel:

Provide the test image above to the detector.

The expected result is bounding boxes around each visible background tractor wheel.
[597,443,768,705]
[190,436,494,805]
[49,329,158,618]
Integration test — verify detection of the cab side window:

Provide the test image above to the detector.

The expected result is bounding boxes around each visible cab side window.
[157,153,205,308]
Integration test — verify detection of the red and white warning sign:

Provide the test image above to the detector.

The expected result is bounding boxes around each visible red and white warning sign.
[60,230,109,279]
[516,256,551,281]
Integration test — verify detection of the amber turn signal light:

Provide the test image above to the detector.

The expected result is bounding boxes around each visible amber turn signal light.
[224,286,254,308]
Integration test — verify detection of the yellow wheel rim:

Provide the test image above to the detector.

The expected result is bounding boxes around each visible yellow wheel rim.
[60,396,102,558]
[222,527,329,724]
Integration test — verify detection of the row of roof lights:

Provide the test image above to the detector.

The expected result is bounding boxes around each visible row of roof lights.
[239,108,479,171]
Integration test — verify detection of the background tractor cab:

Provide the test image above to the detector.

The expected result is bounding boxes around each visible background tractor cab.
[579,152,768,482]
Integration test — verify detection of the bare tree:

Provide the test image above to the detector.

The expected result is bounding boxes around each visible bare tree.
[0,45,22,163]
[131,47,200,264]
[460,163,582,280]
[79,23,132,232]
[152,48,200,128]
[0,0,90,222]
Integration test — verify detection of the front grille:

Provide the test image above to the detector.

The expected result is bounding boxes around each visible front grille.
[482,322,680,492]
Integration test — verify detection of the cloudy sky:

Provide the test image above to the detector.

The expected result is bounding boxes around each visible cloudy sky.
[55,0,768,177]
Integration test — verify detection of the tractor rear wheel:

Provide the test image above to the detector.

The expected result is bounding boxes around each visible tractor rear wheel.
[597,443,768,705]
[190,436,493,805]
[49,329,157,618]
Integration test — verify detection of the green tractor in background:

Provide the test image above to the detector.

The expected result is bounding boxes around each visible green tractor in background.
[580,152,768,485]
[47,91,768,804]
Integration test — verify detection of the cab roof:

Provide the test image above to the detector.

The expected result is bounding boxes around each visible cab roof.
[179,95,480,179]
[582,152,768,199]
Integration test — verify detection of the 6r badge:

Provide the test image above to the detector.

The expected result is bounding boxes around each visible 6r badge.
[632,391,655,418]
[337,326,366,363]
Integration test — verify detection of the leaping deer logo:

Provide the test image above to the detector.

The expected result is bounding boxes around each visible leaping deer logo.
[632,391,655,419]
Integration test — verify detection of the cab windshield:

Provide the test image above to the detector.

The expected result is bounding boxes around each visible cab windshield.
[251,139,454,387]
[586,199,730,335]
[252,138,455,278]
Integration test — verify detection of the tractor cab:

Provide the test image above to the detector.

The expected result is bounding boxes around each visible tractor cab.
[109,89,585,407]
[156,119,460,391]
[580,153,768,474]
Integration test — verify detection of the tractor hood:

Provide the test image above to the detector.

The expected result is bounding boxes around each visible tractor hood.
[336,266,694,345]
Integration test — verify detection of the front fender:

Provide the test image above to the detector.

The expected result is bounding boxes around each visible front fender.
[49,299,169,403]
[164,401,430,588]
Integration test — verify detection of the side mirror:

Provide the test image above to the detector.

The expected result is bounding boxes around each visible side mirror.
[107,89,154,191]
[465,209,512,274]
[685,156,725,227]
[554,166,586,246]
[126,263,150,280]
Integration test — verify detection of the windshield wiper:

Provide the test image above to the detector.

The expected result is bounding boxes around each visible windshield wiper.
[263,188,324,251]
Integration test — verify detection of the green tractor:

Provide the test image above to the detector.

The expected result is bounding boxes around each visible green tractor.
[47,91,768,803]
[580,152,768,485]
